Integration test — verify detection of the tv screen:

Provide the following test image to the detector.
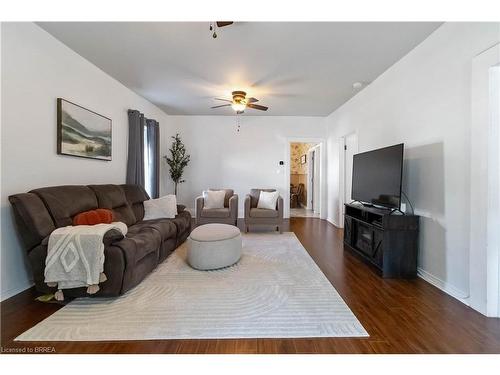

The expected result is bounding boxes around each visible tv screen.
[351,143,404,209]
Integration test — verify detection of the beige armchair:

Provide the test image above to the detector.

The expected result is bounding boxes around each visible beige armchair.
[196,189,238,226]
[244,188,284,233]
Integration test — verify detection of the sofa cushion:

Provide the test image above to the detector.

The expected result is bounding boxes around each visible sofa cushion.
[250,208,278,218]
[143,195,177,220]
[209,189,234,208]
[257,190,280,210]
[31,186,98,227]
[73,208,114,226]
[8,193,56,250]
[88,185,137,226]
[249,188,276,208]
[121,228,162,263]
[121,184,149,221]
[201,208,230,218]
[203,190,225,209]
[128,219,177,242]
[170,210,191,244]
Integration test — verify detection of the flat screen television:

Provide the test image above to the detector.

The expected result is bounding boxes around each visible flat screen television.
[351,143,404,209]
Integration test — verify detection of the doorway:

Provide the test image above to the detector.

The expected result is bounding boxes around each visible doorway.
[289,142,320,218]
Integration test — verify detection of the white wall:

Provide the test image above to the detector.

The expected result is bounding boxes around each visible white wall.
[0,23,170,301]
[324,23,500,303]
[160,116,326,217]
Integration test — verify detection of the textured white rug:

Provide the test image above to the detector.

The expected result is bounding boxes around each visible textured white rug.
[16,232,368,341]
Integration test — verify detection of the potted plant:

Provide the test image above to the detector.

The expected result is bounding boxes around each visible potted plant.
[164,133,190,195]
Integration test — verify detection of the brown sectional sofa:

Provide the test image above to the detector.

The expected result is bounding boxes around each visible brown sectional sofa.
[8,184,191,298]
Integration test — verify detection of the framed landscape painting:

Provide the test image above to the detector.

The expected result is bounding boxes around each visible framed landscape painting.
[57,98,112,160]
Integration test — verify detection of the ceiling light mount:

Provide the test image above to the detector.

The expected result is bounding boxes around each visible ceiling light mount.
[352,81,371,90]
[352,82,363,89]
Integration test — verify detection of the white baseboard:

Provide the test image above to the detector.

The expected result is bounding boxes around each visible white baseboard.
[0,281,34,302]
[326,216,341,228]
[417,267,470,306]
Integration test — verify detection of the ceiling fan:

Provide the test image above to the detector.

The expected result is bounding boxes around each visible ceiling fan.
[209,21,233,38]
[211,91,269,114]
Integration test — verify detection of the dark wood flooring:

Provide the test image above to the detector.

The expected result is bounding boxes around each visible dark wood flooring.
[2,218,500,354]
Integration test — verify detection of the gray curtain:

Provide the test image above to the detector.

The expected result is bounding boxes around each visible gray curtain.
[145,119,160,199]
[126,110,145,187]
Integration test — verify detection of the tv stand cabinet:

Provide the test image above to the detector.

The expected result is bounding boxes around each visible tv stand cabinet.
[343,203,419,278]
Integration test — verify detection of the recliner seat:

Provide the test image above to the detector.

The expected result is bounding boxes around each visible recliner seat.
[8,184,191,297]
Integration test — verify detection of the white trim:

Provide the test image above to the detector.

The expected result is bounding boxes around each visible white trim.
[306,148,315,210]
[417,268,470,306]
[469,42,500,317]
[326,216,341,228]
[309,143,322,214]
[0,282,34,302]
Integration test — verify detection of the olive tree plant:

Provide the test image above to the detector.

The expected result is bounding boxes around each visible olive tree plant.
[164,133,190,195]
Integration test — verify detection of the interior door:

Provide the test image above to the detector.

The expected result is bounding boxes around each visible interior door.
[313,148,321,213]
[309,149,315,209]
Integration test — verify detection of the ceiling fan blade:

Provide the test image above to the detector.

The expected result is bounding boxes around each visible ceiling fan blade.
[247,103,268,111]
[216,21,233,27]
[247,97,259,103]
[211,104,231,109]
[214,98,233,103]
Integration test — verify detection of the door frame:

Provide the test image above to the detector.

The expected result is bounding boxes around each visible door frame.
[469,43,500,317]
[307,144,322,213]
[306,148,315,209]
[285,137,326,219]
[338,131,358,229]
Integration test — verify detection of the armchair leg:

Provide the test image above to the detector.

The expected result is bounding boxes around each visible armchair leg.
[245,225,249,233]
[278,225,282,234]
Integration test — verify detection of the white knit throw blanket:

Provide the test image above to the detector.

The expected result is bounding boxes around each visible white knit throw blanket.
[45,222,128,298]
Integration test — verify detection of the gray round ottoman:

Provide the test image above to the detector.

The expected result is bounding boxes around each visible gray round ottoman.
[187,224,242,270]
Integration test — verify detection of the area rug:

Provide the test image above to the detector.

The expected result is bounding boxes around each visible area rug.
[16,232,368,341]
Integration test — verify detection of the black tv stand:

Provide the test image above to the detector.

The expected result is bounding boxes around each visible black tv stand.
[351,200,399,212]
[361,202,375,208]
[343,203,419,278]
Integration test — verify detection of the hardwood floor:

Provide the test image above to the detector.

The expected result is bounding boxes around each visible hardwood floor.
[2,218,500,354]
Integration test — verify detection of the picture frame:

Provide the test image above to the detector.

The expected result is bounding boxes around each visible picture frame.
[57,98,112,161]
[300,154,307,164]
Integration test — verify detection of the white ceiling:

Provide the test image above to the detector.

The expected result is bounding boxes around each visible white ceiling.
[38,22,441,116]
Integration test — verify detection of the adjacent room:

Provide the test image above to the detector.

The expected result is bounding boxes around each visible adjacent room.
[1,18,500,357]
[289,142,320,218]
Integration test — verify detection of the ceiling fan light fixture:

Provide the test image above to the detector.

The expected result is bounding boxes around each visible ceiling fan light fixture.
[231,102,246,112]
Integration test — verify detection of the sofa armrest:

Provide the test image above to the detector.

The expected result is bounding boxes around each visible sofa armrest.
[229,194,238,219]
[277,196,284,219]
[244,194,251,219]
[195,196,204,220]
[42,229,125,247]
[103,229,125,246]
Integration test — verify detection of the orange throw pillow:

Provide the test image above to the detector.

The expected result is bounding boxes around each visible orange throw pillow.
[73,209,114,226]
